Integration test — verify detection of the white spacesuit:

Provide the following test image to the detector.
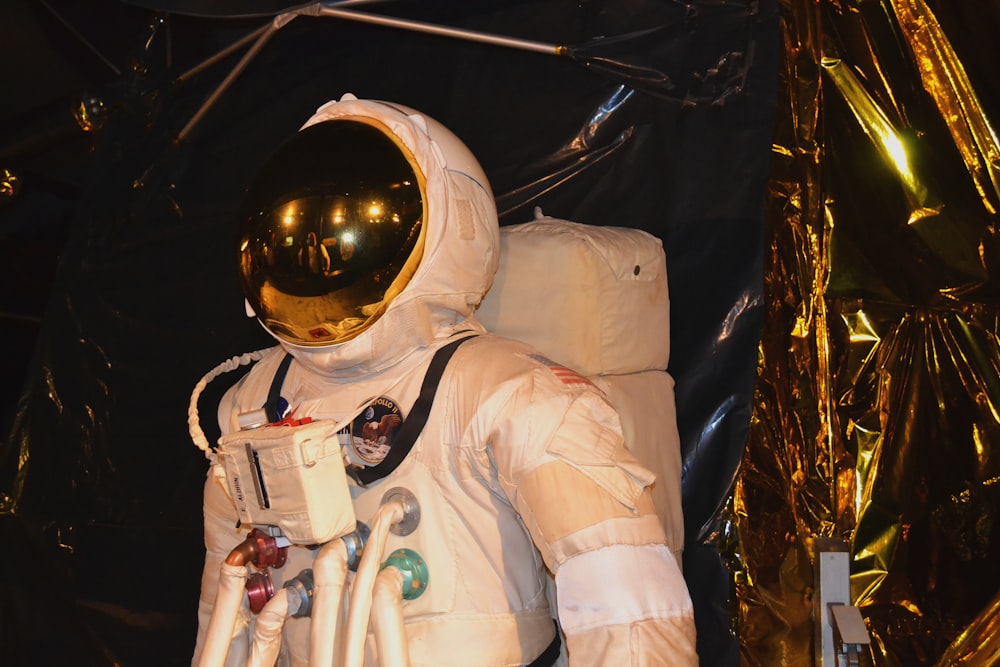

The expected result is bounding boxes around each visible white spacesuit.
[191,94,697,666]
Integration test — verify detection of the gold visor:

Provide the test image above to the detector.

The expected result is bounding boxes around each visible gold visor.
[238,119,426,346]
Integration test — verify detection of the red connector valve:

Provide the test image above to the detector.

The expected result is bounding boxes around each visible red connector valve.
[246,570,276,614]
[248,528,289,569]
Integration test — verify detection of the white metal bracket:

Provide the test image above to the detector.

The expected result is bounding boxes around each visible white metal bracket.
[813,538,871,667]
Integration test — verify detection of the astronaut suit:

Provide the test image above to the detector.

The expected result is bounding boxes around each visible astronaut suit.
[191,94,698,666]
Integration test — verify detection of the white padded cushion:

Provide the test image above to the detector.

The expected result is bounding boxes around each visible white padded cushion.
[477,214,670,376]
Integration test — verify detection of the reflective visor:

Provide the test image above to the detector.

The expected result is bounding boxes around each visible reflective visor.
[238,119,426,346]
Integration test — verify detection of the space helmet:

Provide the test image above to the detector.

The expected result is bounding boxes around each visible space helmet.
[237,94,500,375]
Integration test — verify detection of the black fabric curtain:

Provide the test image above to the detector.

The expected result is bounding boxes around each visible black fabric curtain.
[0,1,779,664]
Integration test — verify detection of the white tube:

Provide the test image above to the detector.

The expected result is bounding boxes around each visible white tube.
[371,566,410,667]
[309,540,350,667]
[188,348,271,459]
[246,587,302,667]
[198,562,250,667]
[342,501,405,667]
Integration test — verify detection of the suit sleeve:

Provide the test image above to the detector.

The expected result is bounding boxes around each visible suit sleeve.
[488,370,698,666]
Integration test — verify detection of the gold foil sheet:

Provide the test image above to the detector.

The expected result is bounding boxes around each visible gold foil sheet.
[736,0,1000,665]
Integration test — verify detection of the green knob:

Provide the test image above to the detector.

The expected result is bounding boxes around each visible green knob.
[380,548,429,600]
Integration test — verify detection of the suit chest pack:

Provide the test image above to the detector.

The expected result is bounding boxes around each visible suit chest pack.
[215,335,477,546]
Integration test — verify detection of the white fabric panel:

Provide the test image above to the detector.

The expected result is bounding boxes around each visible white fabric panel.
[591,370,685,562]
[477,212,670,376]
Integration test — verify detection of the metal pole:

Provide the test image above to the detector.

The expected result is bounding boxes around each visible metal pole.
[317,6,568,57]
[174,17,286,143]
[175,23,272,85]
[173,0,568,143]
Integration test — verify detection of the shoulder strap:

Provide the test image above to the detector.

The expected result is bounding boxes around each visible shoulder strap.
[352,334,478,486]
[264,353,294,422]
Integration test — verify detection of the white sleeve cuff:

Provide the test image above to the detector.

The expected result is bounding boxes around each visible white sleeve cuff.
[555,543,693,634]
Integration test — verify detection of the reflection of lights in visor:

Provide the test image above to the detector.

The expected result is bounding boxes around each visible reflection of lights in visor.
[237,119,427,346]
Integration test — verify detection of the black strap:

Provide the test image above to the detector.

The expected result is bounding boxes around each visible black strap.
[525,623,561,667]
[264,353,294,422]
[353,335,478,486]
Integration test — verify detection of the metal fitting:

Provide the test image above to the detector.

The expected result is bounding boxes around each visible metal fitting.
[380,487,420,536]
[283,568,315,618]
[381,548,429,600]
[249,527,288,569]
[342,521,371,571]
[246,569,276,614]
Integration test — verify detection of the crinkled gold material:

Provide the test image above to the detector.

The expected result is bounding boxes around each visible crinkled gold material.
[891,0,1000,217]
[736,0,1000,664]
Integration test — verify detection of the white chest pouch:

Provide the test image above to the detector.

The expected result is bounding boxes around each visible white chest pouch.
[216,418,357,545]
[192,336,478,548]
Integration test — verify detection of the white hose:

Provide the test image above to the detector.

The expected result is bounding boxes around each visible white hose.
[198,562,250,667]
[188,348,275,458]
[343,501,406,667]
[309,540,350,667]
[246,587,302,667]
[187,344,410,458]
[371,566,410,667]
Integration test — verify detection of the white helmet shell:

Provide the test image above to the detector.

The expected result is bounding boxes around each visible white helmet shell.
[247,94,500,376]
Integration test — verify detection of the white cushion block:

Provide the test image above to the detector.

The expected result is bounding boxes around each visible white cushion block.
[591,370,685,562]
[477,214,670,376]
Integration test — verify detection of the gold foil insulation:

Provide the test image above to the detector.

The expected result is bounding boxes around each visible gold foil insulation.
[736,0,1000,664]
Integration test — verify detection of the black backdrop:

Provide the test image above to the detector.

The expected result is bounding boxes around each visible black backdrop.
[0,1,779,664]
